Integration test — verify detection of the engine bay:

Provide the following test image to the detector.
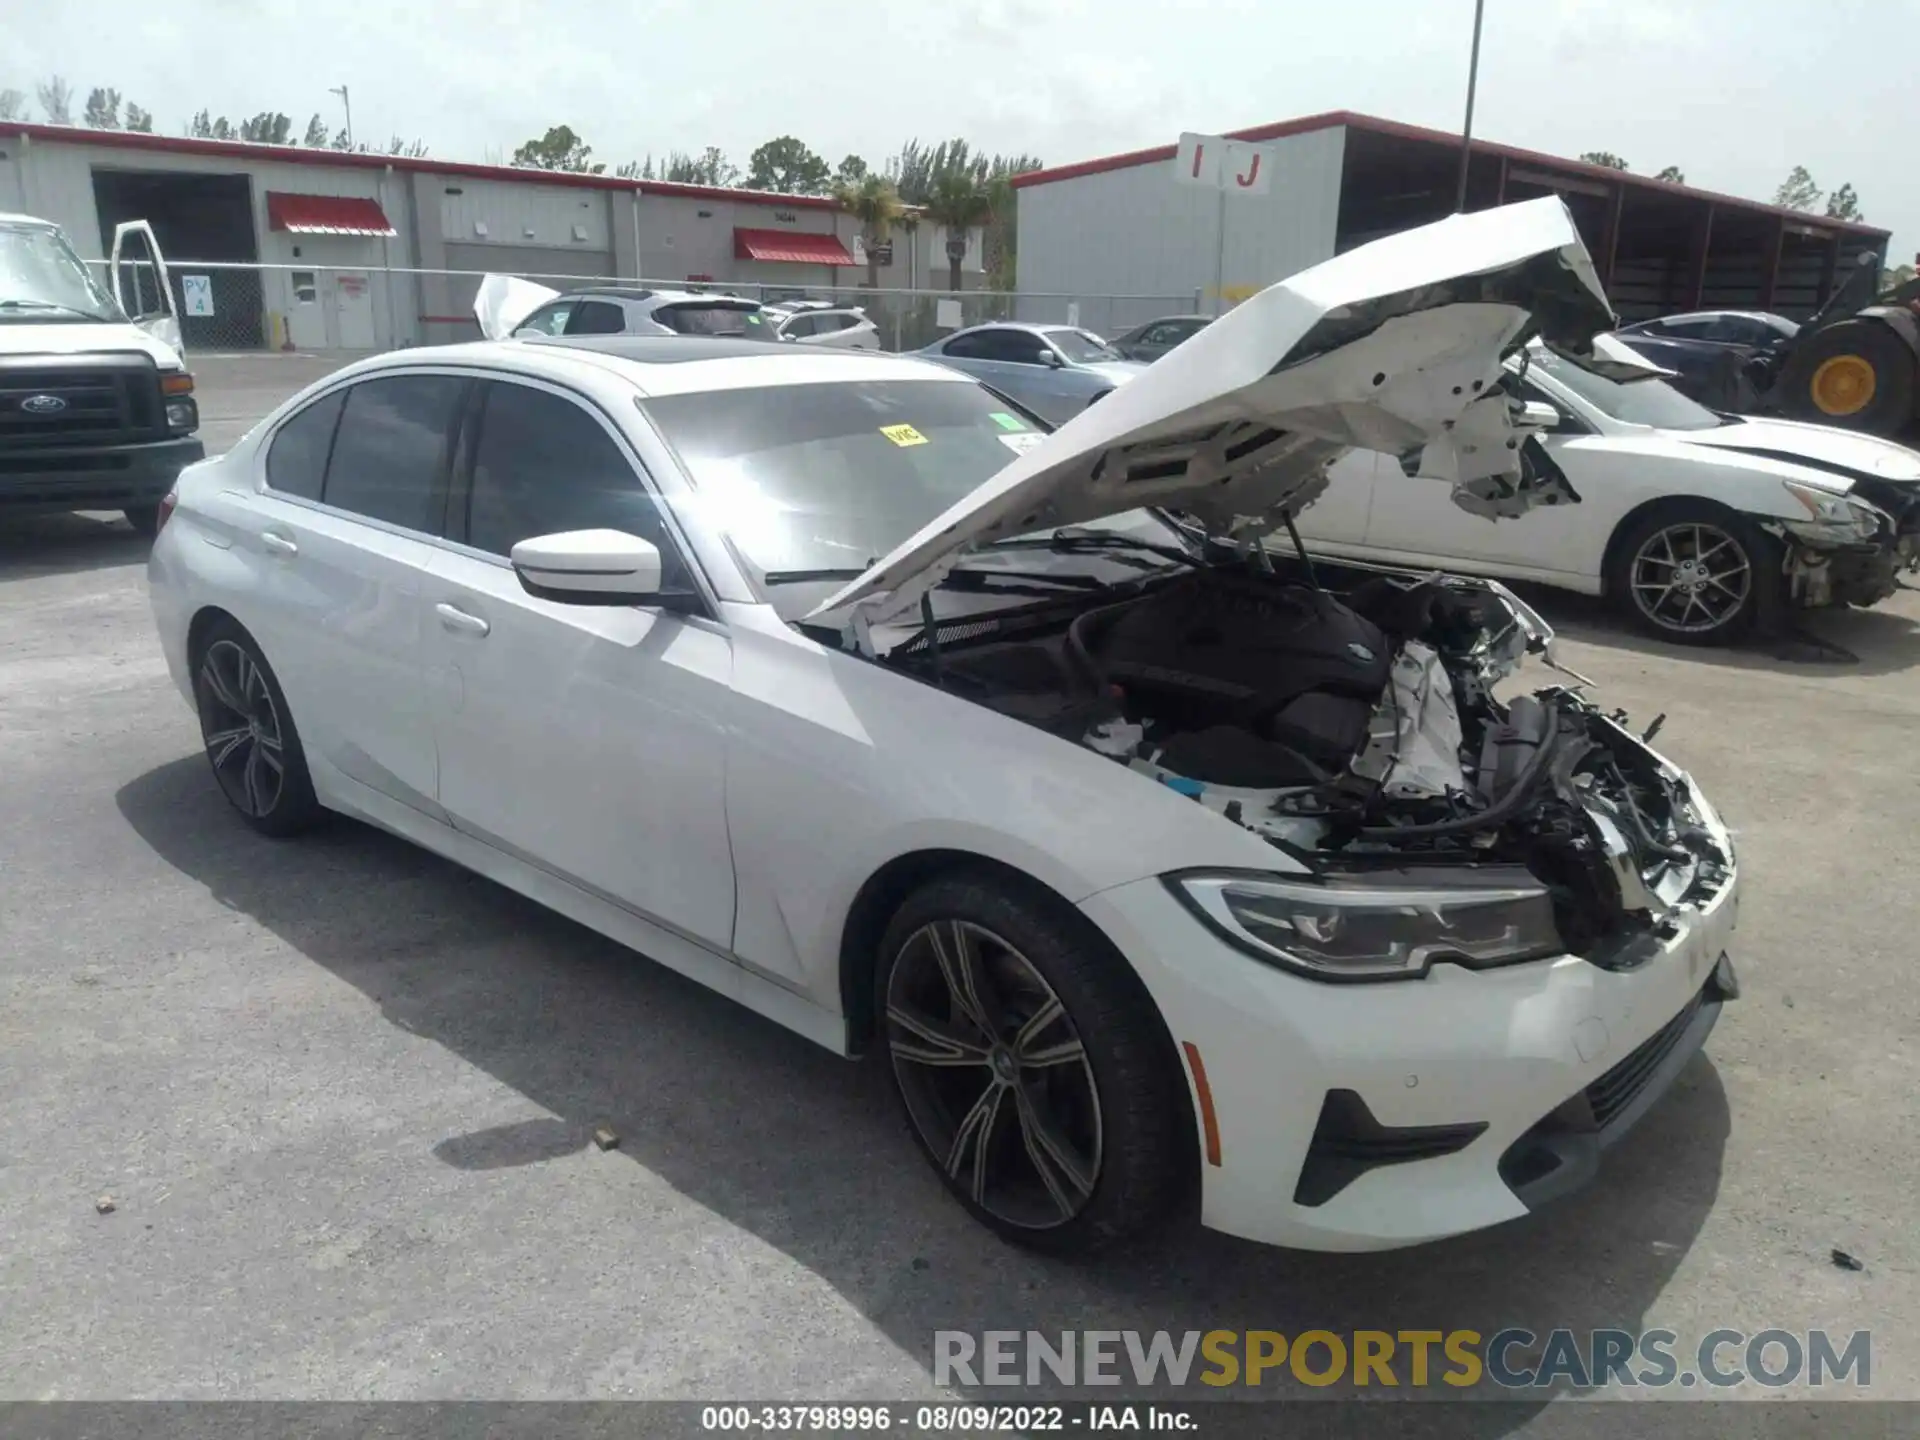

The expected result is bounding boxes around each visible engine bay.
[883,561,1732,959]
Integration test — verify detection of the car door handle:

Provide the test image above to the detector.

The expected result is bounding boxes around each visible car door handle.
[435,602,490,637]
[260,531,298,557]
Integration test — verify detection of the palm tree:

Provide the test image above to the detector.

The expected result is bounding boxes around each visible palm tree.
[924,171,991,293]
[834,173,904,290]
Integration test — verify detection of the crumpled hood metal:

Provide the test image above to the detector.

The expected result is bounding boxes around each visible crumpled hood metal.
[809,196,1615,626]
[1679,415,1920,484]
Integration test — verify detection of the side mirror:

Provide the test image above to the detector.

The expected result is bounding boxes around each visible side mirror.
[1519,399,1564,430]
[510,529,666,606]
[1040,349,1064,368]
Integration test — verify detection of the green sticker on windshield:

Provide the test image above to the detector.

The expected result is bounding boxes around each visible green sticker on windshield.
[989,411,1028,431]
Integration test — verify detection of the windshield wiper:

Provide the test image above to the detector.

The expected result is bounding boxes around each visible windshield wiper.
[761,563,1102,592]
[761,567,872,585]
[0,300,108,321]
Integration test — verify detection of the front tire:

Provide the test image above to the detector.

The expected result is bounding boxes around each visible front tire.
[877,873,1190,1254]
[1606,503,1776,645]
[123,504,160,537]
[191,620,322,837]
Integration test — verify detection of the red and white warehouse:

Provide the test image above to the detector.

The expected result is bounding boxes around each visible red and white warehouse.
[1012,109,1890,326]
[0,122,985,350]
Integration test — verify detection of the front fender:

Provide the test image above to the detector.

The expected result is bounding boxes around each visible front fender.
[716,604,1287,1012]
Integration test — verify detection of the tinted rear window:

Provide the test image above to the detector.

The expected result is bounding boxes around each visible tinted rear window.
[265,389,345,500]
[658,304,774,338]
[322,375,466,533]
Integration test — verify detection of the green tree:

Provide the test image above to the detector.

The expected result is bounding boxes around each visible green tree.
[746,135,830,194]
[1774,165,1821,212]
[124,103,153,133]
[925,170,990,292]
[302,113,328,147]
[834,154,869,186]
[1579,150,1628,170]
[239,112,293,145]
[36,75,73,124]
[387,136,428,158]
[83,87,122,129]
[512,124,604,173]
[615,158,650,180]
[1654,165,1685,184]
[190,110,236,141]
[0,89,24,121]
[834,172,904,289]
[1824,183,1863,221]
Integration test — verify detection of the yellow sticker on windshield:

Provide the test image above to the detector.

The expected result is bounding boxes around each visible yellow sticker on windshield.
[880,423,928,447]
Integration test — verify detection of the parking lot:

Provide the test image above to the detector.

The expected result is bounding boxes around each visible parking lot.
[1,354,1916,1419]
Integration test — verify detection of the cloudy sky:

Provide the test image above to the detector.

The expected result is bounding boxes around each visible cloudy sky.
[3,0,1912,259]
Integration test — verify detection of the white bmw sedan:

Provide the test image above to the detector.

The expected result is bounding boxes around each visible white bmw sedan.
[149,199,1739,1254]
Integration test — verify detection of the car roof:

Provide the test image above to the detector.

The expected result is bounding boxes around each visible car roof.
[347,335,964,398]
[566,286,759,307]
[950,321,1051,336]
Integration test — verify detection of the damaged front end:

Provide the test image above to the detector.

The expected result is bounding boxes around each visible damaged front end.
[1759,482,1910,610]
[891,559,1732,968]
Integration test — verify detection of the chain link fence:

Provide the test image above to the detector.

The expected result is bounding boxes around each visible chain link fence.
[85,259,1199,358]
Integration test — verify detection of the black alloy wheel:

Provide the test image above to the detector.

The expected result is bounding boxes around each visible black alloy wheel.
[192,623,320,836]
[878,875,1191,1253]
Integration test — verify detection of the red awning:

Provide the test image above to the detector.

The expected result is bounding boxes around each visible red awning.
[266,192,397,237]
[733,227,856,266]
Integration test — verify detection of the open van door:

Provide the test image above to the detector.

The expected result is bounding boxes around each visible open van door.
[110,220,184,355]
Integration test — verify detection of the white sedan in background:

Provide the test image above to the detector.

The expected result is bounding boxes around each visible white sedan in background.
[1295,345,1920,643]
[147,198,1740,1255]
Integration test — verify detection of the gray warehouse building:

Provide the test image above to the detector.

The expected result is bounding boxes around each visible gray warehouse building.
[0,121,984,350]
[1014,109,1890,324]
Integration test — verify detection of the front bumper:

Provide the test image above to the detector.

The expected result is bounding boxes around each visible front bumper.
[0,434,204,511]
[1081,861,1739,1252]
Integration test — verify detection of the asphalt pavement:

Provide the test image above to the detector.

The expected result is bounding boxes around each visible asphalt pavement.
[0,355,1913,1426]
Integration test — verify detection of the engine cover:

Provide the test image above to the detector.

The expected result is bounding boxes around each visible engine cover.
[1085,573,1392,722]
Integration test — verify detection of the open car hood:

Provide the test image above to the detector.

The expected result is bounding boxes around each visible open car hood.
[474,274,561,340]
[809,197,1616,626]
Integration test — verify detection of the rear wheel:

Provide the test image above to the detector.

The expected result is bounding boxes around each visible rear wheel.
[191,620,321,837]
[1607,503,1775,645]
[1778,319,1916,434]
[877,874,1190,1254]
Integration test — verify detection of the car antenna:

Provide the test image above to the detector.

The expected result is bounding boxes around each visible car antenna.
[1281,509,1323,591]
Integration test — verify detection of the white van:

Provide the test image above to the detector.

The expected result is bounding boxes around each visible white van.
[1,214,202,535]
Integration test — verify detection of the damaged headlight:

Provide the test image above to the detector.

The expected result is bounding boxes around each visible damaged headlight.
[1168,868,1563,981]
[1780,480,1882,544]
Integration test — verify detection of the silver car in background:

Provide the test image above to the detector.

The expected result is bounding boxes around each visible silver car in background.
[915,322,1146,424]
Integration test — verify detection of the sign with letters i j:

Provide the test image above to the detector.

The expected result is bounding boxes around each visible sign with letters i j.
[1174,132,1273,195]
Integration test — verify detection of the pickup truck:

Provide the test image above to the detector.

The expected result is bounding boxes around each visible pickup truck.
[1,213,203,536]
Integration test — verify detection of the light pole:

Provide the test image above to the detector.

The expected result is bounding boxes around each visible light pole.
[1454,0,1486,213]
[330,84,353,149]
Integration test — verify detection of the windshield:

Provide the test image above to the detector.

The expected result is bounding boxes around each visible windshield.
[0,225,123,322]
[645,379,1055,576]
[1045,328,1123,364]
[659,303,775,338]
[1527,346,1727,431]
